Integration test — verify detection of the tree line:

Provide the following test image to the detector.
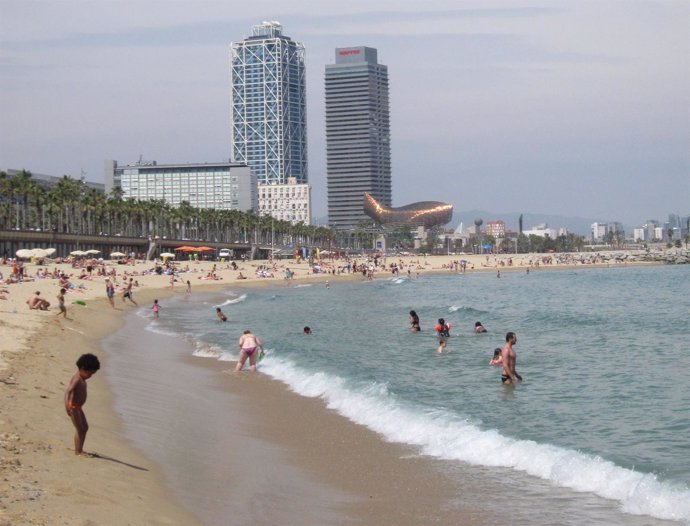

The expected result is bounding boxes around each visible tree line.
[0,170,333,249]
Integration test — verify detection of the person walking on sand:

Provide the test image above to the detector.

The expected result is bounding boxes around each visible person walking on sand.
[235,329,264,372]
[122,278,138,306]
[501,332,523,385]
[55,288,67,319]
[186,280,191,294]
[64,353,101,455]
[105,278,115,308]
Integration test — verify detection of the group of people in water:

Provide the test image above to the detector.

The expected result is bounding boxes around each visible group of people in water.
[408,310,522,385]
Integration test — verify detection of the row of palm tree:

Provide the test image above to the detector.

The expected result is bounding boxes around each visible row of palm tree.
[0,170,333,249]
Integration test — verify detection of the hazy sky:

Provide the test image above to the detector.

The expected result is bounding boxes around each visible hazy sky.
[1,0,688,226]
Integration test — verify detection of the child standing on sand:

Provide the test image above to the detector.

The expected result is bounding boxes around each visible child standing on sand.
[64,353,101,455]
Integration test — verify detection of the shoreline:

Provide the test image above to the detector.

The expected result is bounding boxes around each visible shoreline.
[0,252,667,524]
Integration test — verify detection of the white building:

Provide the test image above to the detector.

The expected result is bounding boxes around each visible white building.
[258,178,311,224]
[523,224,558,238]
[591,222,607,241]
[633,228,646,242]
[104,160,256,211]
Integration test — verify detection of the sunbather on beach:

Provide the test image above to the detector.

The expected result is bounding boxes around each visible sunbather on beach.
[27,291,50,310]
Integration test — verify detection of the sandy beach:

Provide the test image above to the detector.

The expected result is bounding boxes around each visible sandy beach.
[0,251,653,525]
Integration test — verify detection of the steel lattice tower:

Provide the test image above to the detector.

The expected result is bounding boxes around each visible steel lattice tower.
[231,22,307,185]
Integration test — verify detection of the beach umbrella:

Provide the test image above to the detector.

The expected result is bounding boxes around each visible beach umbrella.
[16,249,33,258]
[174,246,194,251]
[160,252,176,258]
[110,251,126,258]
[70,250,87,256]
[196,246,215,252]
[85,249,101,255]
[44,248,56,256]
[30,248,49,258]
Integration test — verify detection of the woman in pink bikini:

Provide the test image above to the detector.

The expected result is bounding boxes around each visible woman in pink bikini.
[235,330,264,372]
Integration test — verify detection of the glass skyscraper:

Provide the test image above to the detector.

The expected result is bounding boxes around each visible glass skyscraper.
[325,46,391,230]
[231,22,307,186]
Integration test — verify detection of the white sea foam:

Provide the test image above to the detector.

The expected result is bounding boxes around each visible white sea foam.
[215,293,247,307]
[293,284,312,288]
[261,356,690,523]
[144,324,180,338]
[191,340,226,359]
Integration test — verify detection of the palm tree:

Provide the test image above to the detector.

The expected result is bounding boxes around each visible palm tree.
[10,169,35,229]
[0,171,12,229]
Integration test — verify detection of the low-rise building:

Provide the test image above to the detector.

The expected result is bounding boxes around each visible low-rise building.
[104,160,256,211]
[524,224,558,239]
[486,220,506,238]
[258,177,311,224]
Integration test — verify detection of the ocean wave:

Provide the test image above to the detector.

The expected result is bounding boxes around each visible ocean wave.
[144,324,181,338]
[191,340,227,359]
[215,293,247,307]
[261,357,690,523]
[448,305,488,315]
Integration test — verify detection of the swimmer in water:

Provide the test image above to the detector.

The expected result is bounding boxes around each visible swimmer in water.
[435,318,451,341]
[489,348,503,366]
[474,321,487,333]
[409,310,421,332]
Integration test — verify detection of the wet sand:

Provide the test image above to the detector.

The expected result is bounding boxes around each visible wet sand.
[102,287,488,525]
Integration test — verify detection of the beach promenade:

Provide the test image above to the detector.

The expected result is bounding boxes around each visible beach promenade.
[0,251,657,525]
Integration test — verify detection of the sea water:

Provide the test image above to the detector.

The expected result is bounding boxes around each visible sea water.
[105,265,690,525]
